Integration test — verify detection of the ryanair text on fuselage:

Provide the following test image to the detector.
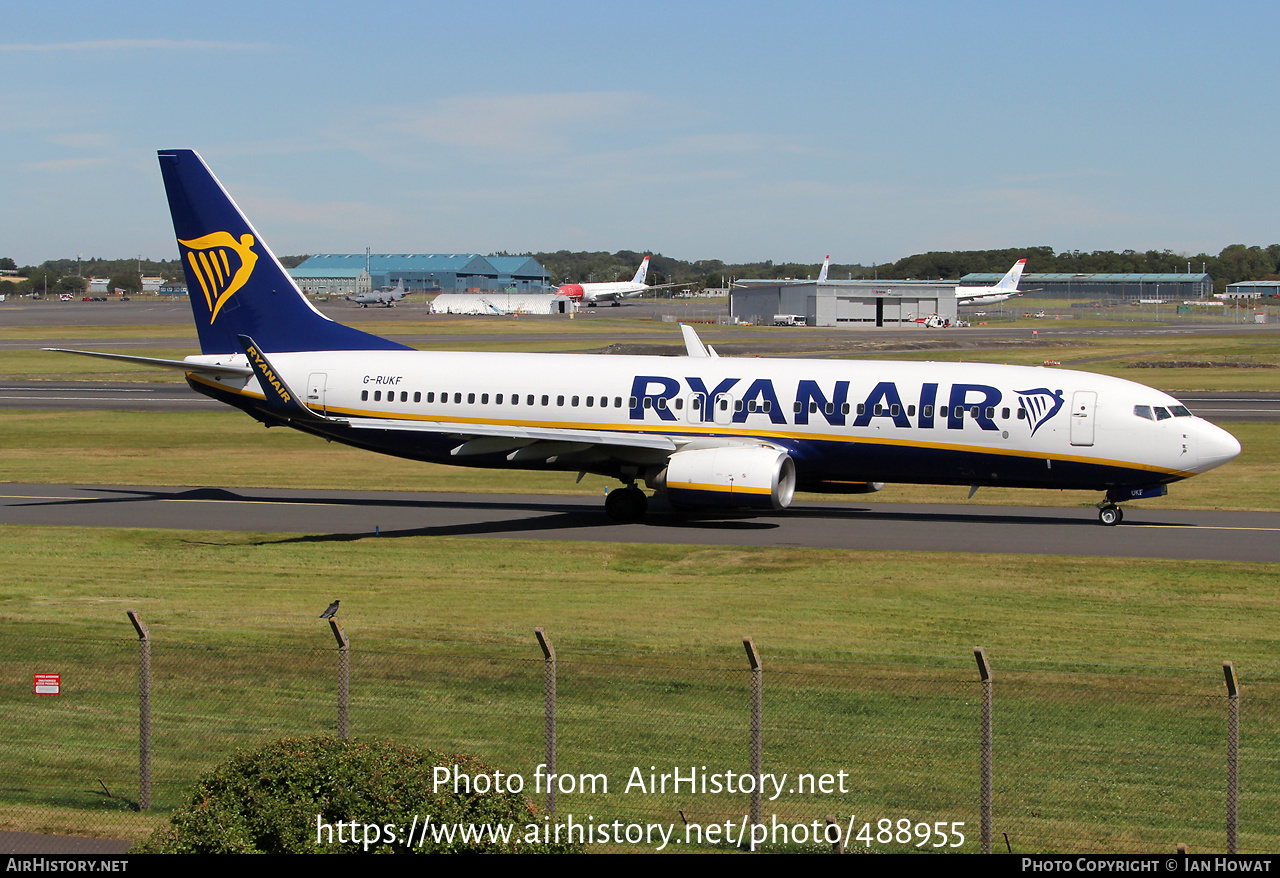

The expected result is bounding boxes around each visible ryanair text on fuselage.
[626,374,1063,435]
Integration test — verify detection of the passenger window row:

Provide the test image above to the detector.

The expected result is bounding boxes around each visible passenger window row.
[360,389,633,408]
[354,388,1044,427]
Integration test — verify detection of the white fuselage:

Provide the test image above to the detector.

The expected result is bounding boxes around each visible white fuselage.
[958,292,1016,306]
[557,281,648,304]
[184,349,1240,491]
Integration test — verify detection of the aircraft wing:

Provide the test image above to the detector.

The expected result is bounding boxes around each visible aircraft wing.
[343,416,680,460]
[345,417,676,449]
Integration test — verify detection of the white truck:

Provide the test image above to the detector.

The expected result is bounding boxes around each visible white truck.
[772,314,807,326]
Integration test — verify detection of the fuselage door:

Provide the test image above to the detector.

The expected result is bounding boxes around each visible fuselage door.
[713,393,736,426]
[307,372,328,416]
[1069,390,1097,446]
[688,393,707,424]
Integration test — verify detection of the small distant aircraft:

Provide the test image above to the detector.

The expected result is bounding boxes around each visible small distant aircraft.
[771,255,830,285]
[557,257,690,306]
[348,280,406,308]
[956,259,1028,306]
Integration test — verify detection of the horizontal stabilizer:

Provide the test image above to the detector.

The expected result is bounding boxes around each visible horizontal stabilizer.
[43,348,253,377]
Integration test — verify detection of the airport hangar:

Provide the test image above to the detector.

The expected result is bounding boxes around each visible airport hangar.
[729,271,1218,327]
[730,279,959,327]
[959,271,1214,301]
[289,254,550,296]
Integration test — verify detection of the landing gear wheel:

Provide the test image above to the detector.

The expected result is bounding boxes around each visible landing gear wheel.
[1098,505,1123,526]
[605,486,648,523]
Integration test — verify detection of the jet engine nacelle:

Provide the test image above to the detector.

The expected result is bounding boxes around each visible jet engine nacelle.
[655,445,797,511]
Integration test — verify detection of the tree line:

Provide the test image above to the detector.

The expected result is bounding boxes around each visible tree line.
[531,244,1280,295]
[5,246,1277,296]
[0,255,308,295]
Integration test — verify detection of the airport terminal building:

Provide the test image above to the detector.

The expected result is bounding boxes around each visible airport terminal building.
[730,279,957,327]
[290,254,549,296]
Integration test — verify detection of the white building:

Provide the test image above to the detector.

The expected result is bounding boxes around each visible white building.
[429,293,576,315]
[730,280,957,327]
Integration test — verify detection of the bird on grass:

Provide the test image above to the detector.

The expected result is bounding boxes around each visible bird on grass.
[319,600,340,619]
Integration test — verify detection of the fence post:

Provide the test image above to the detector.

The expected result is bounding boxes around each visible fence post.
[536,628,557,819]
[974,646,993,854]
[1224,661,1239,855]
[826,816,844,854]
[329,620,349,739]
[126,611,151,811]
[743,636,762,847]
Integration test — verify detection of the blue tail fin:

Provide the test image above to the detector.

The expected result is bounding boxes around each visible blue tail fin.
[158,149,411,355]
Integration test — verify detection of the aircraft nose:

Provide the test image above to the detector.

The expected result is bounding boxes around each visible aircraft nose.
[1196,420,1242,472]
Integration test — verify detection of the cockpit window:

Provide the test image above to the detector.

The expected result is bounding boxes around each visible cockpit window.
[1169,405,1192,417]
[1134,405,1154,421]
[1154,406,1172,420]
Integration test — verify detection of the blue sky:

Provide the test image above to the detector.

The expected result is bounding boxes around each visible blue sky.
[4,0,1278,266]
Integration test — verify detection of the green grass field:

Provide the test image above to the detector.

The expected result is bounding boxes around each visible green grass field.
[2,529,1278,851]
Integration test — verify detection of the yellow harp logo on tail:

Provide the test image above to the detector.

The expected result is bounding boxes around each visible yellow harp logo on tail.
[178,232,259,324]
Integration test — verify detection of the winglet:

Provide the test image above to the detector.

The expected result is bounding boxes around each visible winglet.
[236,334,326,420]
[680,323,711,357]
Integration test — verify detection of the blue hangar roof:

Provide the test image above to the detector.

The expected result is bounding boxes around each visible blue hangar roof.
[299,254,493,274]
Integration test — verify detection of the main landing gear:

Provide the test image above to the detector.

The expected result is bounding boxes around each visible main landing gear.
[1098,504,1124,526]
[605,485,648,523]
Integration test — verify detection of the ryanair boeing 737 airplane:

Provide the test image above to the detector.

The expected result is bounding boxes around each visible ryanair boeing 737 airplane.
[50,151,1241,526]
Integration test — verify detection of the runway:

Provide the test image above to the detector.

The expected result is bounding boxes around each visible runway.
[3,483,1277,562]
[0,381,221,410]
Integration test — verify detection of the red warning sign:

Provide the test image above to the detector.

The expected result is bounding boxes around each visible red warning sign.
[34,674,60,695]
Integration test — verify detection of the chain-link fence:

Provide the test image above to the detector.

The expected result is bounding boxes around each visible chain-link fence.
[3,620,1275,853]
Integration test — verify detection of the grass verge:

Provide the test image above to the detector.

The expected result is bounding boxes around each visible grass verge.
[2,528,1277,852]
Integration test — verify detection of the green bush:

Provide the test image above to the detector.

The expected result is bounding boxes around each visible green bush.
[135,736,577,853]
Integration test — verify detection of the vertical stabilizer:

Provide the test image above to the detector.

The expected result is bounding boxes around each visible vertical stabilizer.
[632,256,651,285]
[817,255,830,283]
[158,149,411,355]
[997,258,1027,291]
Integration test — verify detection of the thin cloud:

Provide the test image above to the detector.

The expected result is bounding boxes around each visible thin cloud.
[385,92,651,155]
[25,157,110,172]
[0,39,271,52]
